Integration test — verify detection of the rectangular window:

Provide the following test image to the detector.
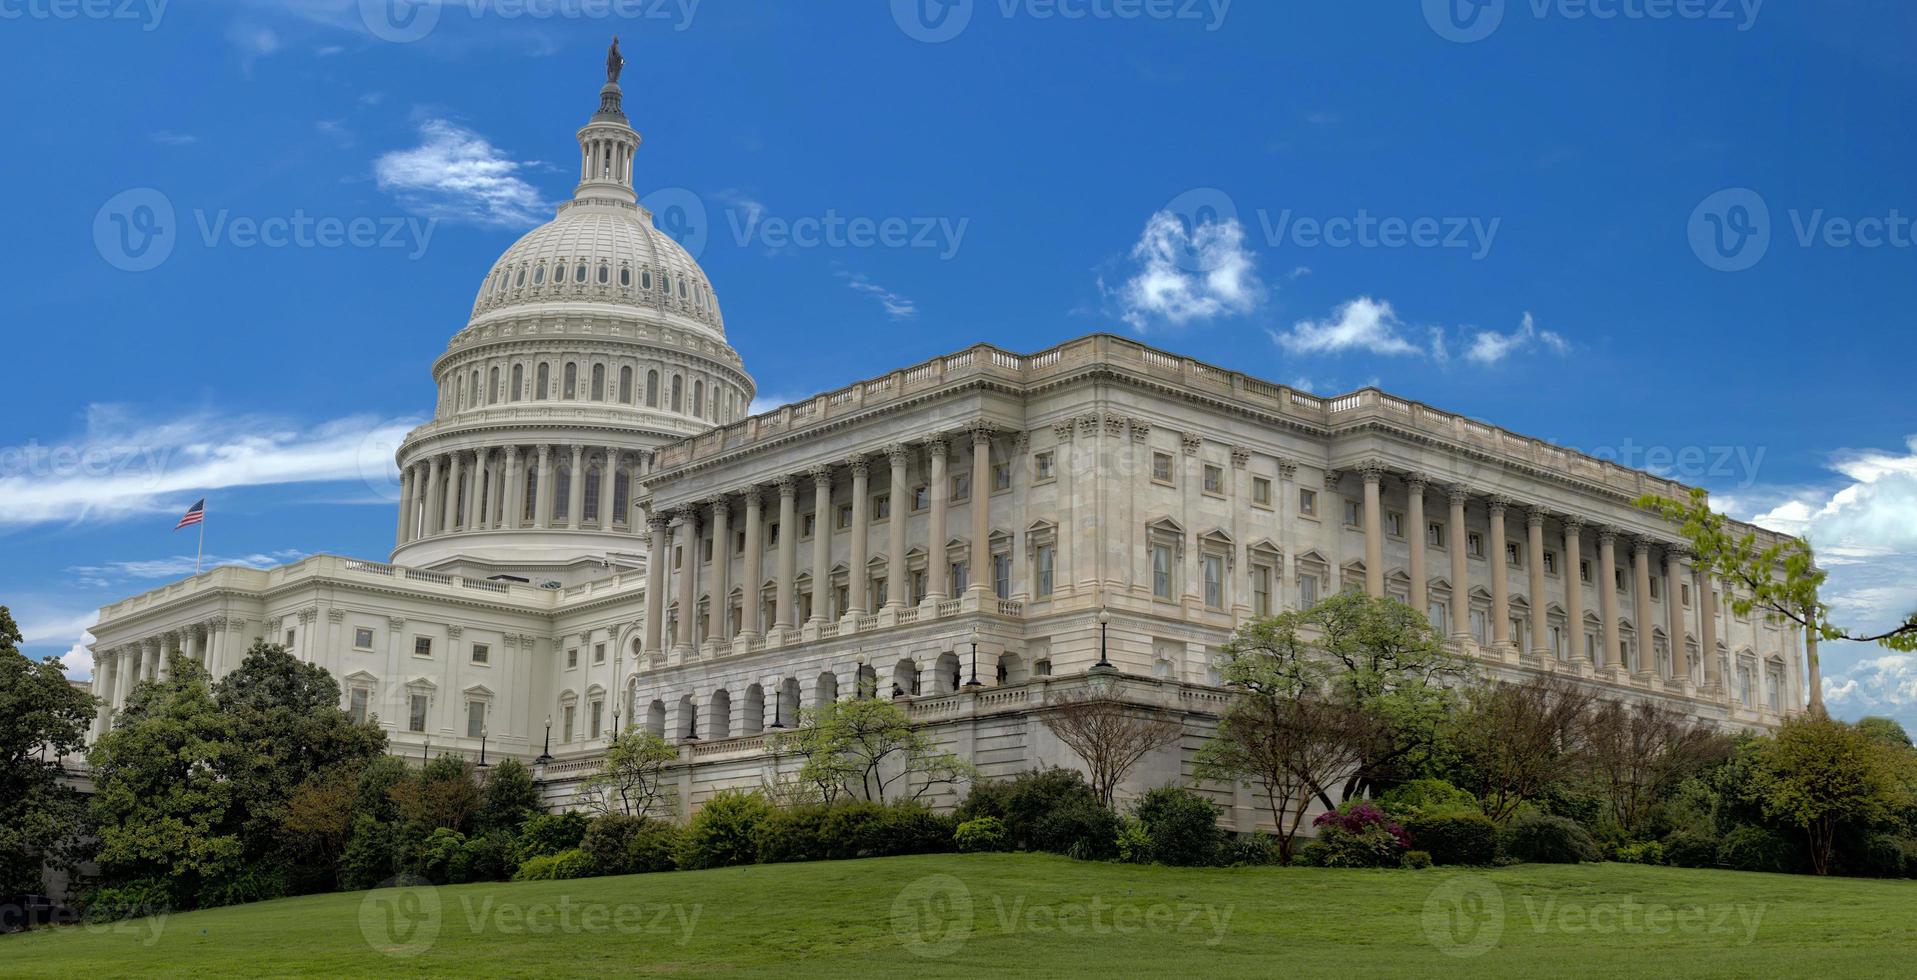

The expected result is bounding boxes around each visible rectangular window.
[769,522,781,546]
[408,694,428,733]
[1202,464,1224,495]
[1506,542,1522,566]
[566,647,579,669]
[1650,577,1661,599]
[911,569,927,604]
[353,627,375,650]
[466,701,486,738]
[563,705,576,743]
[1152,453,1174,484]
[736,530,747,554]
[1469,609,1488,644]
[873,578,889,608]
[1584,632,1598,664]
[1387,512,1405,538]
[1298,573,1320,606]
[1467,532,1485,558]
[1203,554,1225,609]
[348,688,369,725]
[1617,569,1629,591]
[1299,488,1317,517]
[838,504,853,529]
[1152,544,1174,599]
[951,472,971,502]
[993,553,1011,599]
[413,636,433,658]
[590,700,604,737]
[471,643,490,665]
[992,462,1012,491]
[1252,566,1272,616]
[1252,477,1272,506]
[1580,559,1592,583]
[1543,551,1557,574]
[912,486,930,511]
[702,536,713,562]
[802,513,815,538]
[1550,625,1563,656]
[1343,498,1362,528]
[873,494,891,520]
[950,561,969,594]
[1427,600,1447,634]
[1427,522,1445,548]
[593,642,606,665]
[1036,545,1056,598]
[1034,452,1056,482]
[285,629,296,647]
[1682,583,1692,606]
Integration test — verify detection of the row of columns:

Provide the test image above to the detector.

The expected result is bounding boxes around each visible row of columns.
[641,425,998,657]
[397,444,646,546]
[1358,461,1744,692]
[89,623,233,737]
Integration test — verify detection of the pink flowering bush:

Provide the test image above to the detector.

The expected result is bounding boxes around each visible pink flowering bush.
[1301,802,1412,868]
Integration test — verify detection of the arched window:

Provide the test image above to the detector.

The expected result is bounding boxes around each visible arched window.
[535,363,550,400]
[691,380,704,419]
[645,369,660,407]
[678,279,688,299]
[590,364,606,401]
[454,375,465,410]
[563,363,578,399]
[514,266,526,287]
[533,264,546,285]
[642,270,652,290]
[554,468,571,521]
[510,364,524,401]
[583,466,601,523]
[469,369,480,408]
[670,375,683,413]
[575,262,587,283]
[619,266,631,288]
[488,366,500,404]
[522,466,539,522]
[598,263,610,285]
[619,366,633,403]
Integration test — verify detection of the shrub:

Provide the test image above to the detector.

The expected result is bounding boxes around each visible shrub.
[1718,824,1794,874]
[958,768,1119,858]
[1856,834,1917,879]
[418,828,472,884]
[1306,802,1410,869]
[1404,811,1498,866]
[1499,813,1600,864]
[1661,829,1720,869]
[755,805,833,864]
[818,801,889,859]
[1380,780,1480,820]
[1130,786,1226,867]
[463,831,521,882]
[582,815,682,876]
[1402,850,1434,870]
[512,848,592,881]
[197,865,289,909]
[1115,817,1154,864]
[516,811,591,864]
[678,791,774,870]
[1224,834,1281,867]
[878,802,957,857]
[1615,840,1665,866]
[80,878,181,923]
[954,816,1009,854]
[339,814,399,891]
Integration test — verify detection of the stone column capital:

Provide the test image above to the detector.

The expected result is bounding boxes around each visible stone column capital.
[1277,458,1299,480]
[1526,506,1547,528]
[1358,458,1387,483]
[1050,422,1073,443]
[1446,483,1471,505]
[1076,413,1101,436]
[1230,447,1251,469]
[846,454,870,478]
[886,443,913,467]
[1486,494,1511,516]
[1181,433,1203,456]
[1598,526,1622,546]
[927,435,951,457]
[1404,471,1430,492]
[1103,414,1126,437]
[808,464,833,487]
[647,514,672,534]
[1324,469,1343,491]
[1129,417,1152,442]
[775,475,800,498]
[1633,537,1653,559]
[968,422,996,445]
[1561,515,1585,535]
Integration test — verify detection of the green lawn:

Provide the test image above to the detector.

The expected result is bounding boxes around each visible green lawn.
[4,855,1913,978]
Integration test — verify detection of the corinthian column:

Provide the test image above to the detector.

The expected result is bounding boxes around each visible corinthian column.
[1488,497,1511,649]
[1527,508,1548,658]
[1699,567,1722,692]
[742,487,765,638]
[1633,538,1656,677]
[969,425,993,596]
[808,467,831,625]
[1447,485,1469,643]
[396,465,415,546]
[1667,548,1689,681]
[673,507,697,651]
[567,444,587,528]
[776,478,799,630]
[442,451,464,532]
[1599,527,1622,673]
[1562,518,1584,663]
[503,446,523,530]
[1406,474,1428,615]
[600,448,619,531]
[926,438,949,603]
[534,445,554,530]
[846,455,871,617]
[708,497,731,644]
[644,513,668,654]
[423,455,443,536]
[1361,462,1385,598]
[886,444,911,610]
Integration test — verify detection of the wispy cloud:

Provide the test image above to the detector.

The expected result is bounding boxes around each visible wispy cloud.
[1107,210,1263,331]
[68,549,308,587]
[1271,299,1568,369]
[374,119,548,227]
[838,271,918,320]
[228,23,282,72]
[0,404,418,528]
[149,130,198,146]
[1464,311,1569,365]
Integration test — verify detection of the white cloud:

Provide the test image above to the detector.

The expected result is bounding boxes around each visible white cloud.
[748,392,809,415]
[374,119,548,227]
[0,405,418,528]
[1110,210,1263,330]
[1464,311,1570,365]
[228,24,282,70]
[67,549,308,584]
[839,271,917,320]
[1271,297,1425,357]
[149,131,198,146]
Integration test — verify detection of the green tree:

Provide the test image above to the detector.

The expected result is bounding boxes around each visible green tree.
[391,754,484,834]
[87,653,244,891]
[1639,487,1917,716]
[579,731,678,817]
[1856,716,1912,748]
[1747,715,1917,875]
[779,698,975,803]
[0,606,96,904]
[476,758,543,833]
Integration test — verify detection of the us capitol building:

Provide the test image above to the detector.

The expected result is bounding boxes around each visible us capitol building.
[83,66,1807,823]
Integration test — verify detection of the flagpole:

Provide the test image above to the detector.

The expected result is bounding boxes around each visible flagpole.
[196,512,205,576]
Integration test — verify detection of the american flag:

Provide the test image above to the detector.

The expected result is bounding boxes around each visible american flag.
[175,499,205,530]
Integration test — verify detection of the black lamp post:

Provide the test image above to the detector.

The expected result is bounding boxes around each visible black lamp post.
[478,725,490,768]
[965,626,982,687]
[535,715,553,764]
[770,686,785,729]
[1093,606,1114,671]
[421,736,430,765]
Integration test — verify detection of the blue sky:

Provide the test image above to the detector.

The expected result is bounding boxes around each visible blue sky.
[3,1,1914,724]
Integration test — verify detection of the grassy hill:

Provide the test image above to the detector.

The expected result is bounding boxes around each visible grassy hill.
[3,854,1913,978]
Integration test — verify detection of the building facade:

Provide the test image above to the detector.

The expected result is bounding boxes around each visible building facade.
[83,69,1806,824]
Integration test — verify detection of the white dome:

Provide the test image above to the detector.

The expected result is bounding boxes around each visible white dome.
[469,198,725,337]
